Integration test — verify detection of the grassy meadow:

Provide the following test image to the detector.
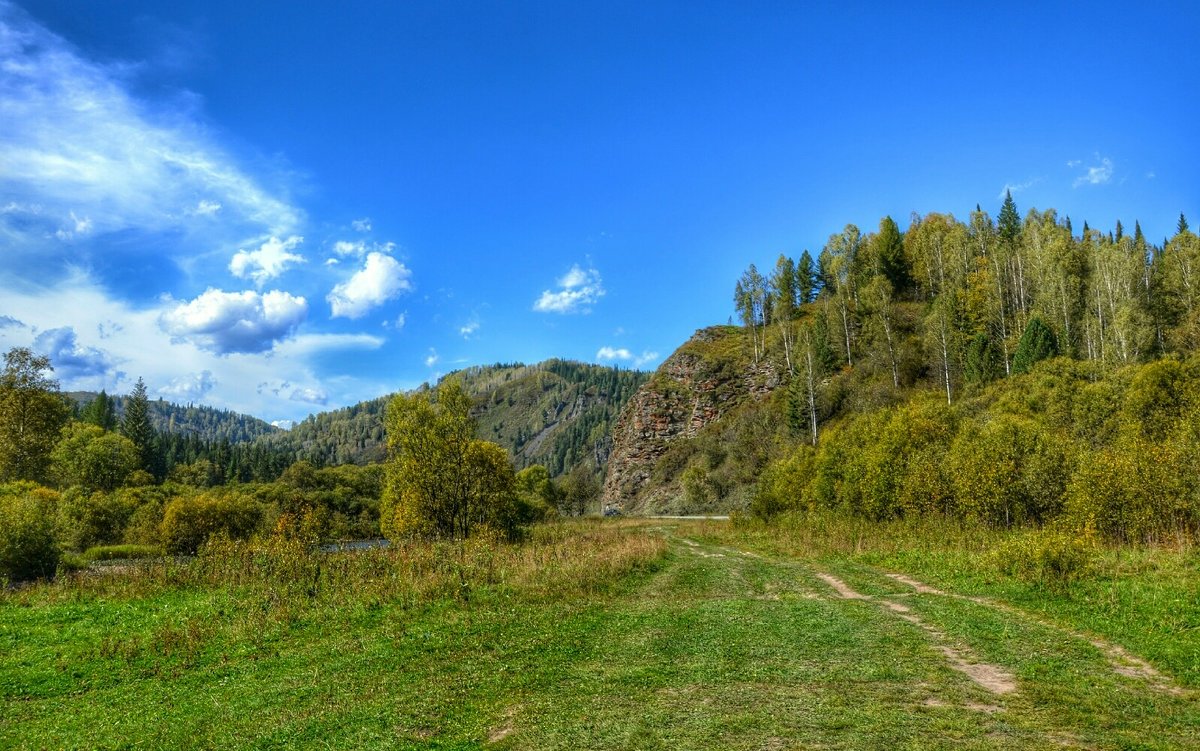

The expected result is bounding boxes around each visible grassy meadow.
[3,518,1199,749]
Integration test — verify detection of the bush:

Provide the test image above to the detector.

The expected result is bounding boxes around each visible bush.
[56,489,139,552]
[993,528,1096,588]
[750,446,815,520]
[0,489,61,581]
[160,491,264,554]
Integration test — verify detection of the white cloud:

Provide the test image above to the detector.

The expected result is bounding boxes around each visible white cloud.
[997,177,1041,200]
[459,319,480,338]
[271,332,385,359]
[351,218,371,232]
[0,272,388,421]
[382,312,407,330]
[159,370,217,400]
[330,239,395,259]
[596,346,660,368]
[1073,156,1114,188]
[289,386,327,405]
[597,346,632,361]
[159,288,308,354]
[0,6,302,273]
[424,348,439,368]
[1066,159,1082,168]
[533,264,605,314]
[32,326,115,379]
[0,315,27,329]
[229,235,305,286]
[192,200,222,217]
[271,419,295,430]
[328,252,413,319]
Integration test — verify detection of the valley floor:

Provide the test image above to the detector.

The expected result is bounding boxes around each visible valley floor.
[3,521,1198,749]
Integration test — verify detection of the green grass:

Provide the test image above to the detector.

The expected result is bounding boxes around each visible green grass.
[3,519,1199,749]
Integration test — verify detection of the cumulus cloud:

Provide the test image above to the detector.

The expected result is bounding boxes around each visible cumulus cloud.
[159,288,308,354]
[1073,156,1114,187]
[271,419,295,430]
[289,386,327,405]
[533,264,605,314]
[159,370,217,400]
[424,348,439,368]
[327,252,413,319]
[459,319,480,338]
[351,218,371,232]
[596,346,660,368]
[229,235,305,286]
[596,346,632,361]
[32,326,115,379]
[0,6,302,272]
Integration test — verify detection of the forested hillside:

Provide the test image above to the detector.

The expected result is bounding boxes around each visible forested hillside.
[604,197,1200,534]
[68,392,279,444]
[252,359,648,476]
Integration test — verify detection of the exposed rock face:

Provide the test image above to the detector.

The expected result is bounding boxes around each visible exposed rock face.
[602,326,780,512]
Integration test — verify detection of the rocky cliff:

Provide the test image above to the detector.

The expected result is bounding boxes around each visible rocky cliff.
[602,325,784,514]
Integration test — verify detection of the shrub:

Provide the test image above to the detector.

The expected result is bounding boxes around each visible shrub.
[750,446,815,520]
[160,491,264,554]
[0,489,61,581]
[993,528,1096,588]
[56,489,139,552]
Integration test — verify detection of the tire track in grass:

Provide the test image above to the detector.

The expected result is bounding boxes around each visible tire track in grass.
[881,571,1187,697]
[815,571,1016,700]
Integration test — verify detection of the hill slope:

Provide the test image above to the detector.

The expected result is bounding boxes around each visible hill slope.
[68,392,280,444]
[253,359,649,476]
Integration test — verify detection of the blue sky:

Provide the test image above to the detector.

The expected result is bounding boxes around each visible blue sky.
[1,1,1196,424]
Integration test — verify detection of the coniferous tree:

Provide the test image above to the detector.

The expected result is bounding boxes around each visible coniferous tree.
[873,216,911,296]
[1012,317,1058,374]
[81,390,116,431]
[121,377,158,475]
[797,249,818,303]
[998,190,1021,247]
[1179,213,1189,235]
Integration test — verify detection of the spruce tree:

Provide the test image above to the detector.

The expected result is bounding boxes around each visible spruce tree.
[1179,213,1190,235]
[121,377,158,474]
[81,390,116,431]
[1011,317,1058,374]
[1115,220,1124,242]
[797,250,818,303]
[998,190,1021,246]
[874,216,911,295]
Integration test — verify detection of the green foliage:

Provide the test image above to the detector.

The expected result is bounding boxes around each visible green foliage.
[964,332,1001,385]
[873,215,911,295]
[1012,316,1058,374]
[0,487,61,581]
[382,379,521,539]
[559,463,601,517]
[0,348,71,483]
[120,378,158,474]
[55,487,140,552]
[51,422,140,491]
[80,390,116,431]
[992,528,1097,589]
[80,543,162,562]
[160,491,264,554]
[998,190,1021,246]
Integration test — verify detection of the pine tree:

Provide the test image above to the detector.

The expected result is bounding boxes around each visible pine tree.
[1115,220,1124,242]
[121,377,158,474]
[1180,213,1190,235]
[998,190,1021,247]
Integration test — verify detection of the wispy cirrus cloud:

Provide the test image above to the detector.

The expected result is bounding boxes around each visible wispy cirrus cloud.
[534,264,605,314]
[0,3,302,277]
[996,177,1042,200]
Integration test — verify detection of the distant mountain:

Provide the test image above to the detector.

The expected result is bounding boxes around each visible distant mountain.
[251,359,650,476]
[68,392,280,444]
